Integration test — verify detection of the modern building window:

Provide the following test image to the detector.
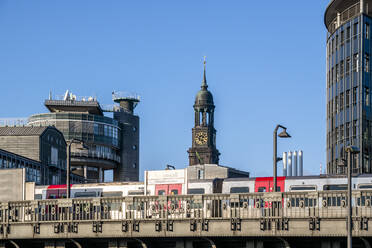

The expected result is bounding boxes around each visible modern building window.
[365,53,370,72]
[336,35,339,48]
[353,87,358,105]
[340,92,344,110]
[366,23,370,39]
[341,30,345,43]
[354,22,359,37]
[132,163,136,169]
[346,90,350,106]
[346,57,351,73]
[366,87,370,106]
[353,120,358,136]
[353,53,359,71]
[340,60,344,78]
[335,96,339,113]
[335,127,339,140]
[340,124,344,139]
[347,27,351,40]
[336,64,339,82]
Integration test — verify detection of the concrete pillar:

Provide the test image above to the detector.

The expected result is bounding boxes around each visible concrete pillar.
[108,240,128,248]
[176,240,193,248]
[246,241,264,248]
[44,241,65,248]
[83,166,88,180]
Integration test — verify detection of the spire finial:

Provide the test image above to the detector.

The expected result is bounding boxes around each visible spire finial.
[201,56,208,89]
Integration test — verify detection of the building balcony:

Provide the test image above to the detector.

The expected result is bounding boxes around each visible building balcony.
[70,151,120,170]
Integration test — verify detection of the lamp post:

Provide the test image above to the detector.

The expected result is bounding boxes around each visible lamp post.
[338,146,359,248]
[66,139,88,199]
[273,125,291,192]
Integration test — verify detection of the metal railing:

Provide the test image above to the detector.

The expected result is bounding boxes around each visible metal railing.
[1,191,372,225]
[70,151,121,163]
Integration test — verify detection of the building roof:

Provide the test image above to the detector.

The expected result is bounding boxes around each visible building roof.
[45,99,104,116]
[0,126,51,136]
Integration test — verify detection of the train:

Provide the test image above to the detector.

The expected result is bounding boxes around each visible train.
[33,174,372,200]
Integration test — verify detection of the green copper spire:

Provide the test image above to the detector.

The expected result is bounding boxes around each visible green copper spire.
[201,56,208,90]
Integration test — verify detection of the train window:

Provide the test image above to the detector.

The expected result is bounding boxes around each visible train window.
[188,188,205,194]
[74,192,97,198]
[35,194,42,200]
[323,184,347,190]
[359,184,372,189]
[158,190,166,195]
[258,187,266,192]
[230,187,249,193]
[290,185,317,191]
[170,189,178,195]
[48,194,57,199]
[102,191,123,197]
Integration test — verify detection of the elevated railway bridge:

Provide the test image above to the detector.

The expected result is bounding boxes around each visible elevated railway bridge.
[0,191,372,248]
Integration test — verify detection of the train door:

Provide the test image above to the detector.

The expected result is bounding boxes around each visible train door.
[155,184,182,195]
[268,177,285,192]
[155,185,168,195]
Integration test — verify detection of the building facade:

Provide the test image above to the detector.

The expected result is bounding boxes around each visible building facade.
[28,91,140,182]
[0,126,82,185]
[325,0,372,174]
[188,61,220,166]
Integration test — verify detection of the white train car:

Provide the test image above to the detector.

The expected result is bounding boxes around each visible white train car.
[221,178,256,194]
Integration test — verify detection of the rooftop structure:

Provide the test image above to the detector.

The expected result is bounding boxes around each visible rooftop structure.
[45,90,103,115]
[28,90,140,183]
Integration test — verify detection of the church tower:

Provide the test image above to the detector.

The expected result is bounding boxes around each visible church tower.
[188,58,220,166]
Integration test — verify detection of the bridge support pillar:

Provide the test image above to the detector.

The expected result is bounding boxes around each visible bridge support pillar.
[108,240,128,248]
[246,240,263,248]
[175,240,193,248]
[44,241,65,248]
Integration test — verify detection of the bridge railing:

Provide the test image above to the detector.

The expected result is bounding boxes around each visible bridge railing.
[2,191,372,225]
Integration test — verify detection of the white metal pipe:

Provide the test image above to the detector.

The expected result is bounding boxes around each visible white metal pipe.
[293,151,298,176]
[299,150,303,176]
[288,152,292,177]
[283,152,287,176]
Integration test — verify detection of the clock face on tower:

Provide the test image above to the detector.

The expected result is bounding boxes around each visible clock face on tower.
[195,131,208,145]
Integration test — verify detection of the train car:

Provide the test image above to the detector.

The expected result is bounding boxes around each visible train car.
[35,181,146,199]
[188,179,222,194]
[221,177,255,194]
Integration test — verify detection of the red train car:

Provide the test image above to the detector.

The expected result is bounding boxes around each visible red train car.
[254,176,286,192]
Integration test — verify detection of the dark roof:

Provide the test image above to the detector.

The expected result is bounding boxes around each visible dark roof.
[0,126,50,136]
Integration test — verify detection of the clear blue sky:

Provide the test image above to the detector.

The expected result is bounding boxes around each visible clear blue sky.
[0,1,330,179]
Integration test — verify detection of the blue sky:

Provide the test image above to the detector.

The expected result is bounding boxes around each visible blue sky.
[0,1,330,179]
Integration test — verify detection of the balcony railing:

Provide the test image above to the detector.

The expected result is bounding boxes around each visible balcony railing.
[70,151,121,163]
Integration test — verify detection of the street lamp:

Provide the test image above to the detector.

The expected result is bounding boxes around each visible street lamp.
[338,146,359,248]
[66,139,88,199]
[273,125,291,192]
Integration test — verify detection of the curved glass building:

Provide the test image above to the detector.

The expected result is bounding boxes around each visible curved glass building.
[325,0,372,174]
[28,91,140,182]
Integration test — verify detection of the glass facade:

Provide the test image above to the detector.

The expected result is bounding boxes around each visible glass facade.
[28,113,120,149]
[326,3,372,174]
